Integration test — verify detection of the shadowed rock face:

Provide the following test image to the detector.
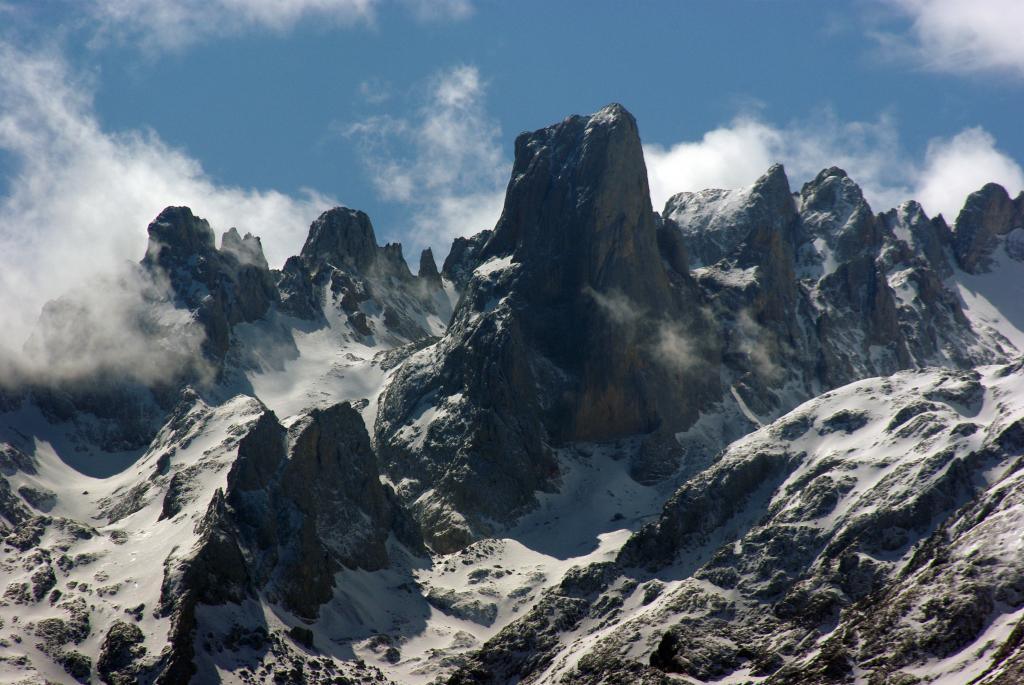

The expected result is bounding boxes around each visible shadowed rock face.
[299,207,415,283]
[279,206,446,341]
[479,103,719,441]
[156,401,422,682]
[952,183,1024,273]
[663,163,808,414]
[142,206,278,363]
[441,229,492,291]
[376,104,721,551]
[663,163,996,423]
[665,162,800,270]
[220,402,422,619]
[418,247,443,289]
[300,207,380,274]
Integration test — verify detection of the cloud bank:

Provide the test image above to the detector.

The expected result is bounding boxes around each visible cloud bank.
[644,110,1024,222]
[878,0,1024,78]
[11,267,212,389]
[0,45,335,358]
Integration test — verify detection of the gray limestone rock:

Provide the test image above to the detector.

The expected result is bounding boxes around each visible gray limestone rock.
[952,183,1024,273]
[377,103,720,550]
[97,620,146,685]
[426,588,499,626]
[418,247,443,289]
[142,205,278,363]
[441,229,492,291]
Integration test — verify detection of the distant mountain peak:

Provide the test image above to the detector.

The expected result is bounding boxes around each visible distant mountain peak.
[300,206,380,272]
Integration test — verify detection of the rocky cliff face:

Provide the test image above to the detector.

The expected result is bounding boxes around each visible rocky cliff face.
[665,164,998,413]
[142,206,279,364]
[952,183,1024,274]
[156,399,421,682]
[375,104,720,551]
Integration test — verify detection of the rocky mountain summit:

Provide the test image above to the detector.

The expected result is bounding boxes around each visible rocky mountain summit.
[1,103,1023,684]
[375,104,719,552]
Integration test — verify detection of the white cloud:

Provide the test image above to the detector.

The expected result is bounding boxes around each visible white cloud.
[878,0,1024,78]
[85,0,378,51]
[0,45,335,357]
[644,109,1024,223]
[915,128,1024,220]
[401,0,474,22]
[345,64,508,257]
[75,0,473,52]
[645,119,783,212]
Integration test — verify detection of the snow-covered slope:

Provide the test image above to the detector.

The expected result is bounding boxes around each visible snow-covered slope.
[0,393,266,683]
[450,362,1024,684]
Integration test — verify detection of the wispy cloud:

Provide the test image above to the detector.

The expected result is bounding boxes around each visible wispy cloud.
[401,0,474,22]
[644,109,1024,222]
[343,64,508,256]
[9,266,213,388]
[85,0,378,52]
[358,77,393,104]
[0,45,335,358]
[873,0,1024,79]
[585,287,703,373]
[12,0,474,54]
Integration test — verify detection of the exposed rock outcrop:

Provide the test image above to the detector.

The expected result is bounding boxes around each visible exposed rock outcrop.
[155,399,422,681]
[142,206,278,363]
[441,229,492,291]
[376,104,720,551]
[952,183,1024,273]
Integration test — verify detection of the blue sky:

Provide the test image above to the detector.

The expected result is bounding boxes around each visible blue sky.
[1,0,1023,337]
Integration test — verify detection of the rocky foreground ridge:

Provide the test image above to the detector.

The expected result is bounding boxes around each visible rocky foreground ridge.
[0,103,1022,683]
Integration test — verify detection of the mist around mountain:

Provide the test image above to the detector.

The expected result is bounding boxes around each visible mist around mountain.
[1,103,1023,684]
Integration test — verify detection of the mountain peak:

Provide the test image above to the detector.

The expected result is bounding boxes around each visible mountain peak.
[757,162,789,188]
[587,101,635,126]
[812,166,849,183]
[953,181,1024,273]
[221,227,269,270]
[300,206,379,272]
[143,206,216,263]
[418,247,442,286]
[487,102,652,286]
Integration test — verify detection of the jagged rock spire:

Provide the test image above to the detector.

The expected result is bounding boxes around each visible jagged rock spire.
[418,247,442,288]
[141,206,277,363]
[220,227,269,270]
[799,166,882,262]
[476,101,715,440]
[482,103,668,305]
